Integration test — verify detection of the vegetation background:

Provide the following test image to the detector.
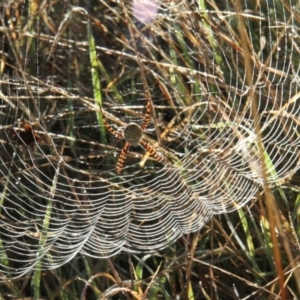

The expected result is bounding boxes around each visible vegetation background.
[0,0,299,299]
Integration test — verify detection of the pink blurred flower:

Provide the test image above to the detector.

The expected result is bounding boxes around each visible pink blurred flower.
[132,0,158,24]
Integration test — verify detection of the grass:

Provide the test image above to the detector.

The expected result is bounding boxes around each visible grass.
[0,0,299,299]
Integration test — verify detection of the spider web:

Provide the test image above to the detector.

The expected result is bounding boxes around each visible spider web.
[0,0,299,279]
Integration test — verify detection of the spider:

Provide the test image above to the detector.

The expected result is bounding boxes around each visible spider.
[11,120,41,146]
[102,98,163,173]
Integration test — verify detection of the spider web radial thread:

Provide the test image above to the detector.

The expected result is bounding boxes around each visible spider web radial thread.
[0,0,299,279]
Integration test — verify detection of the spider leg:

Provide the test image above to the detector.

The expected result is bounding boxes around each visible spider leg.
[116,142,130,173]
[103,117,123,139]
[141,97,151,131]
[140,140,163,162]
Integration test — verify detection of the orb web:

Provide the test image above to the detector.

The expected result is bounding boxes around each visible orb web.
[0,0,299,279]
